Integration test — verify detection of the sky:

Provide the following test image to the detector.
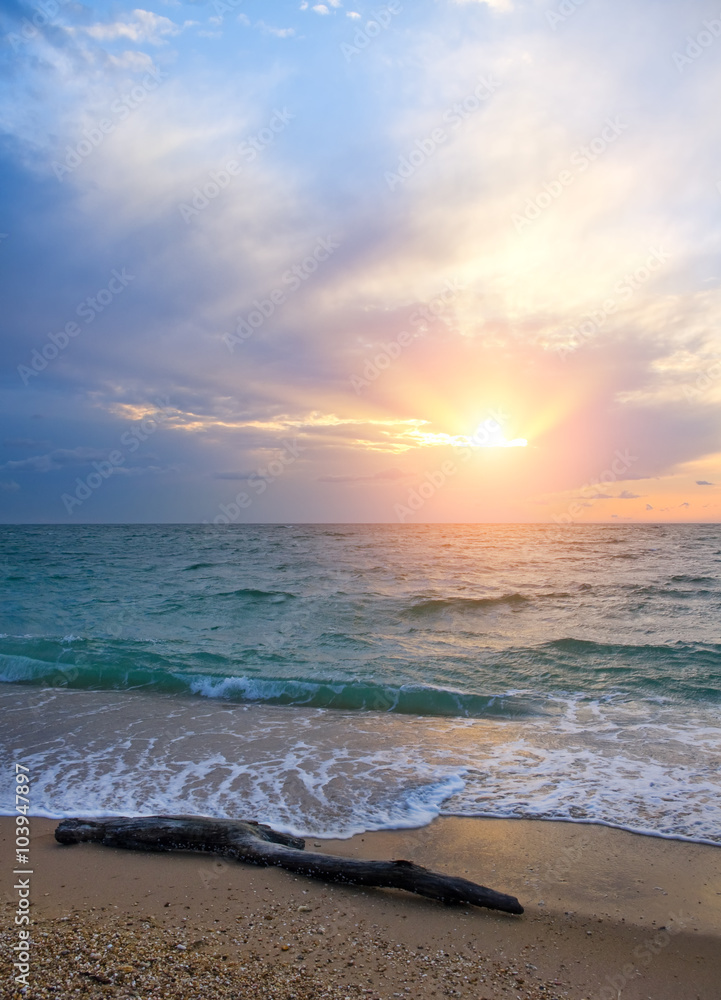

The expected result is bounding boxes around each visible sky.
[0,0,720,524]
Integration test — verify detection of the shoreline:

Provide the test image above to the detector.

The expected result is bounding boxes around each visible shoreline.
[3,681,720,847]
[5,806,721,850]
[2,815,720,999]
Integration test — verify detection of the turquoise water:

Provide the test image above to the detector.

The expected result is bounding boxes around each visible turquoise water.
[1,524,720,840]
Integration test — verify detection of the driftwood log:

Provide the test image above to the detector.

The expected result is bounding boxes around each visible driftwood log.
[55,815,523,915]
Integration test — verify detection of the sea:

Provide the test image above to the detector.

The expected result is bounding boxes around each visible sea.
[1,523,719,845]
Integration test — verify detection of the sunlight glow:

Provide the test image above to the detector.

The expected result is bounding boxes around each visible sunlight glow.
[469,418,527,448]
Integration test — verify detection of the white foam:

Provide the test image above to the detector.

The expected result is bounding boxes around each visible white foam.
[1,686,720,844]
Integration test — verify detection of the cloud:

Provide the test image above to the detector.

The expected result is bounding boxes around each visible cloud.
[0,445,169,478]
[318,468,411,484]
[450,0,513,9]
[0,448,110,474]
[1,0,720,523]
[617,490,641,499]
[257,23,296,38]
[3,439,52,449]
[73,9,182,45]
[306,2,348,15]
[107,50,157,71]
[645,504,653,510]
[696,480,714,485]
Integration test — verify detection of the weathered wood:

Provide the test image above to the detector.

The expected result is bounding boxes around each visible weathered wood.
[55,815,523,914]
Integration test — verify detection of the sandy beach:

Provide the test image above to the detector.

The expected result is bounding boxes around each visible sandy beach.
[2,815,719,999]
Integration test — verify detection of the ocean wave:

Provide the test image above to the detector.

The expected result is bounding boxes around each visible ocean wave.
[186,674,542,717]
[547,636,721,662]
[628,583,717,598]
[0,649,540,718]
[1,632,720,713]
[669,575,717,584]
[212,588,296,602]
[405,593,529,615]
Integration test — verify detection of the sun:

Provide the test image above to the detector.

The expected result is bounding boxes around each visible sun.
[469,417,527,448]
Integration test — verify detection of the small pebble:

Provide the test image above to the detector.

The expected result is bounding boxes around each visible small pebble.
[1,905,567,1000]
